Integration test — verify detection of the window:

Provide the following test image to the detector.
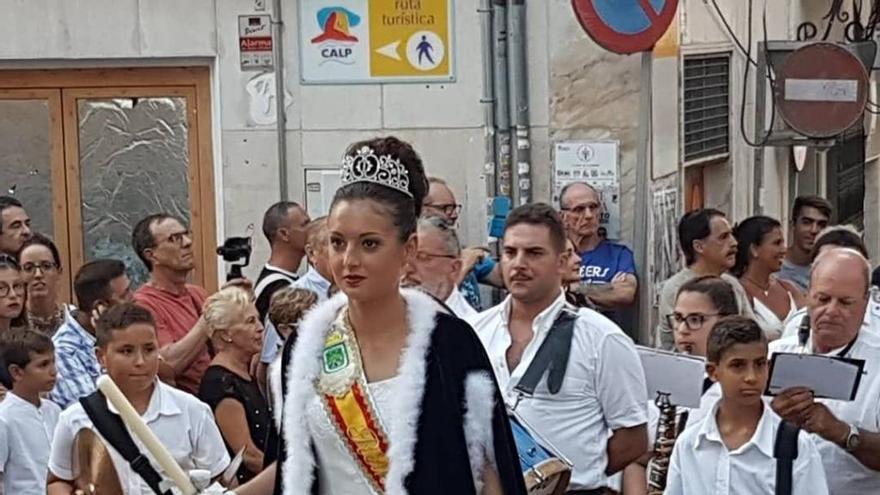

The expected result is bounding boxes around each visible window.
[683,53,731,164]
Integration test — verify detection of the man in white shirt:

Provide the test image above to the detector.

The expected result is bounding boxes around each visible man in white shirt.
[655,209,756,349]
[47,303,229,495]
[779,225,877,338]
[771,248,880,495]
[467,203,647,493]
[403,215,477,318]
[0,329,62,495]
[291,216,333,301]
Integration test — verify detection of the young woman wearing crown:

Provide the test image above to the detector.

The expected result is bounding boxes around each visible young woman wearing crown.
[233,137,526,495]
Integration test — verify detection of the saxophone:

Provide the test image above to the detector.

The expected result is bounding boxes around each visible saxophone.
[645,392,680,495]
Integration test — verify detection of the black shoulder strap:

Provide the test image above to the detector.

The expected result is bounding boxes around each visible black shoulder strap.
[79,391,172,495]
[773,420,800,495]
[514,309,577,396]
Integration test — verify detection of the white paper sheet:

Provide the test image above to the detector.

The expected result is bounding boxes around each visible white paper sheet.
[766,352,865,401]
[637,346,706,408]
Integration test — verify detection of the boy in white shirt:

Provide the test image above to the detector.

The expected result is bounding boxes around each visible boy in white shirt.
[0,328,62,495]
[665,316,829,495]
[47,302,229,495]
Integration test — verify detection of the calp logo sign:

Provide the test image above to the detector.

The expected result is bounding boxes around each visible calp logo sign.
[311,6,362,64]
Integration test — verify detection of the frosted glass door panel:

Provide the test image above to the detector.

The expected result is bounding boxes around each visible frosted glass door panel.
[0,99,54,235]
[77,97,191,285]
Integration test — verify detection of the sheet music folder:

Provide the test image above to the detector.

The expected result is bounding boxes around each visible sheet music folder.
[765,352,865,401]
[636,346,706,408]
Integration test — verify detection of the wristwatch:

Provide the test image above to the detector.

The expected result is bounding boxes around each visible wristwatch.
[843,424,861,452]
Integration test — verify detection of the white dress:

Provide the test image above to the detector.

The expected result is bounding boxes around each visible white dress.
[753,293,797,340]
[307,375,400,495]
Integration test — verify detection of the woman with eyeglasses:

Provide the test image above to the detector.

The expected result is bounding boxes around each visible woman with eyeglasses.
[623,275,739,495]
[0,255,26,333]
[0,255,26,400]
[18,233,65,336]
[732,216,804,341]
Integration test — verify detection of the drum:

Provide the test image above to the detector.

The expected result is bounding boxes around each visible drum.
[509,412,572,495]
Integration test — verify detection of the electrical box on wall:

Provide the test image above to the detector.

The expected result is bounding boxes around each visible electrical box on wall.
[304,168,342,218]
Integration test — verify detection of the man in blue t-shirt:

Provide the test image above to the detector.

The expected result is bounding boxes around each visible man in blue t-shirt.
[560,182,637,327]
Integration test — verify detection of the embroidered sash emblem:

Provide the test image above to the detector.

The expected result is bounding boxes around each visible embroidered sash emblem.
[317,311,390,493]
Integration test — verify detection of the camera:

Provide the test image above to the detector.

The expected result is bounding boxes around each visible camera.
[217,235,252,282]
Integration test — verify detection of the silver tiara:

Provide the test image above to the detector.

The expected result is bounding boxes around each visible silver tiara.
[341,146,412,198]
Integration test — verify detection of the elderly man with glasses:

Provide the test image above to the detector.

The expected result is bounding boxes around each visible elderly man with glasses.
[559,181,638,330]
[403,215,477,318]
[423,177,503,311]
[130,213,214,394]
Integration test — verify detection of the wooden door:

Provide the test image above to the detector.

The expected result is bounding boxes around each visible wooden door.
[0,68,218,298]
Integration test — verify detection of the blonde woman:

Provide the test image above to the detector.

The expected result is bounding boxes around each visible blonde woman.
[198,287,275,484]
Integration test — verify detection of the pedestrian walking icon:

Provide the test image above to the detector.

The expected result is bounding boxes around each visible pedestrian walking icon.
[406,31,444,71]
[417,36,435,65]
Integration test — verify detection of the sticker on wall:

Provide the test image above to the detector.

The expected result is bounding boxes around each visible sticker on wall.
[553,140,621,240]
[239,15,274,70]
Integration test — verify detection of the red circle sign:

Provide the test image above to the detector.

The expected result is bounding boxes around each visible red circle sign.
[777,43,869,139]
[572,0,679,55]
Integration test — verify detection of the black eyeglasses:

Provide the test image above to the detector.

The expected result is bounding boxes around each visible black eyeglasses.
[425,203,462,217]
[666,312,722,331]
[21,261,57,274]
[415,251,457,262]
[0,282,26,298]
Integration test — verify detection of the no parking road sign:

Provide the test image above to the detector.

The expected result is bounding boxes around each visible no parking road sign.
[572,0,678,54]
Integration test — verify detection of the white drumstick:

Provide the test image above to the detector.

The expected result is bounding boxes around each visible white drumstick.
[96,375,198,495]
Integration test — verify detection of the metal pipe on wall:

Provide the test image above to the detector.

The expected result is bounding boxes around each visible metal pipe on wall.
[634,52,652,345]
[479,0,498,202]
[493,0,513,199]
[272,0,289,200]
[507,0,531,205]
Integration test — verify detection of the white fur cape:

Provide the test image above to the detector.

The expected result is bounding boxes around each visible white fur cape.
[281,288,496,494]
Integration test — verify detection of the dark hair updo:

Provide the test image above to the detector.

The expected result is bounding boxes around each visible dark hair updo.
[331,136,429,241]
[731,215,782,277]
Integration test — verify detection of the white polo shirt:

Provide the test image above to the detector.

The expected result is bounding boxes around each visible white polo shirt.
[666,401,828,495]
[769,331,880,495]
[467,293,648,490]
[49,379,230,494]
[0,393,61,494]
[445,286,478,319]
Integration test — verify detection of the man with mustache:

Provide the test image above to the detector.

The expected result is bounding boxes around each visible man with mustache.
[771,248,880,494]
[777,196,832,293]
[655,209,755,350]
[468,203,647,494]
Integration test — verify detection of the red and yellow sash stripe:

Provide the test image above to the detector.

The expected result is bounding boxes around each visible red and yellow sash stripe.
[324,381,390,491]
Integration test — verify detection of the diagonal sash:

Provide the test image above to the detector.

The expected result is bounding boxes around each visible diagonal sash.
[317,312,390,493]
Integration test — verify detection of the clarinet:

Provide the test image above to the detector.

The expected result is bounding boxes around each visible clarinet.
[646,392,677,495]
